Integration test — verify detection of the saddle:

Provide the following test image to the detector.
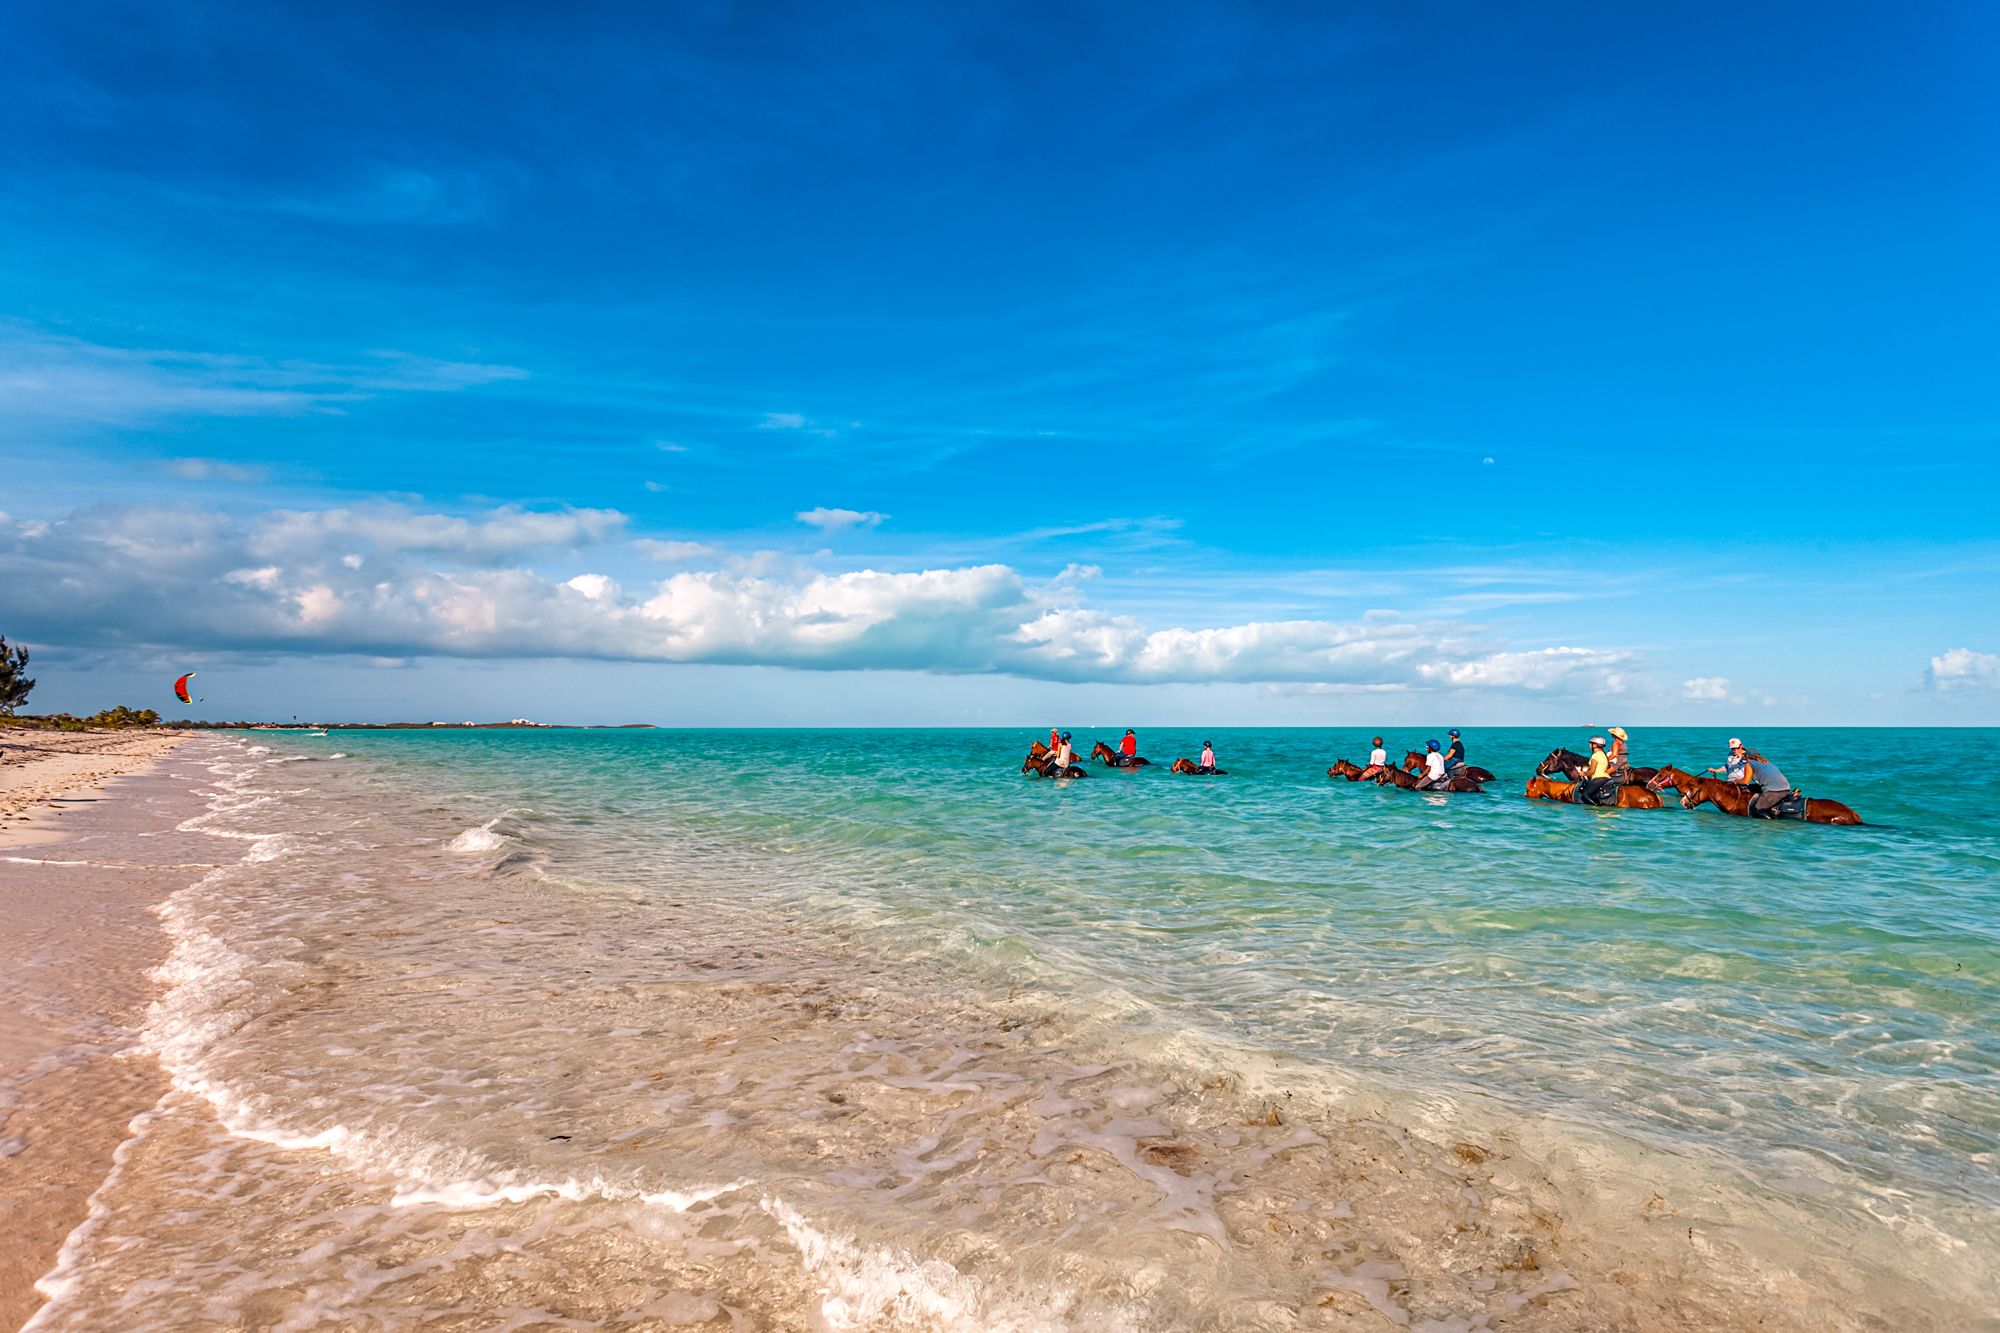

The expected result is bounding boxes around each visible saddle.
[1753,790,1808,820]
[1574,780,1620,807]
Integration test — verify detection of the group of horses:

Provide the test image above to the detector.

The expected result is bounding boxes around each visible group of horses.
[1024,738,1864,824]
[1020,740,1224,778]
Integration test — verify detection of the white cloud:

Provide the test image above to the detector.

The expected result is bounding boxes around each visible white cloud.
[797,507,888,532]
[1927,647,2000,691]
[1682,675,1732,702]
[761,412,807,430]
[633,539,720,561]
[164,457,269,483]
[0,503,1639,696]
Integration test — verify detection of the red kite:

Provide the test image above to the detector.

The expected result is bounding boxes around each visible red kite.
[173,672,197,705]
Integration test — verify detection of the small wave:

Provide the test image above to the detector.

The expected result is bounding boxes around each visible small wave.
[448,823,508,854]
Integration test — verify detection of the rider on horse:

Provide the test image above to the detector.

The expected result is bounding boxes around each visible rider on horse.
[1415,740,1448,789]
[1577,737,1618,805]
[1120,729,1139,762]
[1443,729,1468,774]
[1360,736,1389,780]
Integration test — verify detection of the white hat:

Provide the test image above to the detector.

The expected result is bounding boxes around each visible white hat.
[1588,735,1605,746]
[1727,737,1742,748]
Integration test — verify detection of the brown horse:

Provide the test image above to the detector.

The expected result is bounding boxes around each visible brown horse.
[1524,775,1662,809]
[1380,763,1483,793]
[1535,748,1657,787]
[1647,766,1862,825]
[1327,758,1370,780]
[1399,751,1496,784]
[1170,758,1228,775]
[1022,742,1087,778]
[1091,740,1151,768]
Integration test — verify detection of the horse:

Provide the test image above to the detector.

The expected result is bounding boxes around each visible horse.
[1399,751,1495,784]
[1525,775,1662,809]
[1535,747,1657,787]
[1022,742,1087,778]
[1646,766,1862,825]
[1170,758,1228,775]
[1091,740,1151,768]
[1327,758,1370,781]
[1381,763,1484,793]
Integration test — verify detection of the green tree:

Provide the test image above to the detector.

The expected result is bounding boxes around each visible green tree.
[0,637,32,716]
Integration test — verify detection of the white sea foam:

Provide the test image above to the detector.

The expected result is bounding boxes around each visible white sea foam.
[447,822,507,854]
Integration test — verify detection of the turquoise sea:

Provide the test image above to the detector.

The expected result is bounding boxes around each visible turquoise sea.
[30,726,2000,1330]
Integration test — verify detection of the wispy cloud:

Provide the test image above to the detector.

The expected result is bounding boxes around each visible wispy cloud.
[0,325,526,424]
[163,457,269,483]
[797,507,888,532]
[1682,675,1733,702]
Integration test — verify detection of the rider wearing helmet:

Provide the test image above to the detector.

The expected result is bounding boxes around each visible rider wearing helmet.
[1046,730,1075,775]
[1577,736,1617,805]
[1417,739,1448,788]
[1361,735,1389,779]
[1197,739,1218,774]
[1443,729,1467,772]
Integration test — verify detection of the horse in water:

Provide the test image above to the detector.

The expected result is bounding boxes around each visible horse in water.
[1091,741,1151,768]
[1535,748,1657,787]
[1380,764,1484,793]
[1399,751,1495,784]
[1327,758,1370,780]
[1170,758,1228,775]
[1646,766,1862,825]
[1525,775,1662,809]
[1022,742,1088,778]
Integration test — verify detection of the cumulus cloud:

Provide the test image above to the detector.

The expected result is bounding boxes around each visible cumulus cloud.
[1682,675,1732,702]
[0,503,1638,693]
[1927,647,2000,691]
[797,507,888,532]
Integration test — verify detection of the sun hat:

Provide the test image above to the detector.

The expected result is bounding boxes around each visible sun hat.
[1589,736,1606,746]
[1608,726,1627,740]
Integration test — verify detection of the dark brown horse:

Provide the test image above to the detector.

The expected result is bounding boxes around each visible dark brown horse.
[1535,748,1657,787]
[1327,758,1369,780]
[1380,763,1484,793]
[1170,758,1227,775]
[1022,742,1087,778]
[1091,741,1151,768]
[1647,766,1862,825]
[1399,751,1495,784]
[1525,775,1662,809]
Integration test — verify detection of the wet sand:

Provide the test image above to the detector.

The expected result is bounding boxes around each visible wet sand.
[0,730,195,1330]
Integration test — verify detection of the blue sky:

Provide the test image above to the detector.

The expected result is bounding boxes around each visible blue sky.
[3,1,1998,724]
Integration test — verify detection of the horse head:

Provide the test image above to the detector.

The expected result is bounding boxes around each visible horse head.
[1646,765,1689,792]
[1091,741,1115,763]
[1536,748,1582,778]
[1328,759,1362,780]
[1170,758,1198,774]
[1401,750,1425,772]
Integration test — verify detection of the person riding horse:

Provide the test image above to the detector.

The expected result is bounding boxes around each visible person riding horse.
[1413,740,1448,789]
[1576,736,1618,805]
[1360,736,1389,780]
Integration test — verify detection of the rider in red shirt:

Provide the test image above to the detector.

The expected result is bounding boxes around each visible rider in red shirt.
[1119,729,1138,759]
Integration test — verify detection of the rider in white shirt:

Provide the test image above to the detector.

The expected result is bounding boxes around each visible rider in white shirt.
[1419,740,1448,788]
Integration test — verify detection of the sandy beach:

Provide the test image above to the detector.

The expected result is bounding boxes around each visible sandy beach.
[0,729,192,1331]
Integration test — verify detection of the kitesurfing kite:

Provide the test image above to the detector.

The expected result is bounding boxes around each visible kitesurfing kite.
[173,672,198,705]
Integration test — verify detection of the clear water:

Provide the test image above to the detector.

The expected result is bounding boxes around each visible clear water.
[27,728,2000,1330]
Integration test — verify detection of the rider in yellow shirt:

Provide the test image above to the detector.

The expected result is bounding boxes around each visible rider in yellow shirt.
[1577,736,1617,805]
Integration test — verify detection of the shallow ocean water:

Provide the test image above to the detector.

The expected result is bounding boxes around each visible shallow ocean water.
[24,727,2000,1330]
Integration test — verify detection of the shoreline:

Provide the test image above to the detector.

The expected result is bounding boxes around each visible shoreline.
[0,731,196,1331]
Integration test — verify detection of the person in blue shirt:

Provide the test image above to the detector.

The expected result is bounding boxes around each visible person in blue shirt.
[1706,738,1751,785]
